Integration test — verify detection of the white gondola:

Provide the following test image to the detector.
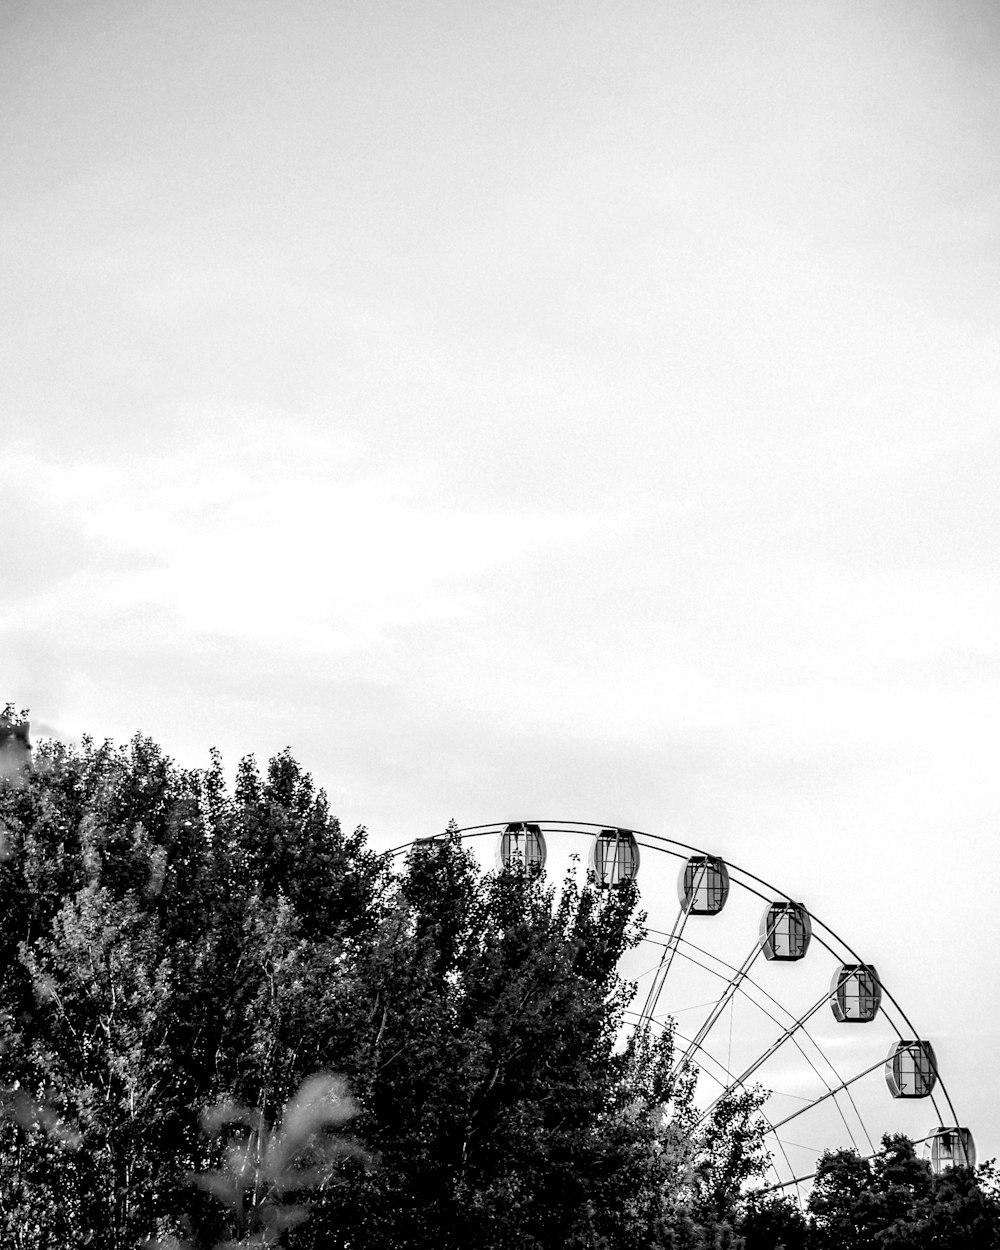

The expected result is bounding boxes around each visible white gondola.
[678,855,729,915]
[830,963,881,1022]
[923,1127,976,1173]
[589,828,639,889]
[496,822,546,871]
[885,1040,937,1098]
[760,901,811,961]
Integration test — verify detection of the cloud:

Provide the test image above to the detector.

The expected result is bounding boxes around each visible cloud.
[0,416,610,658]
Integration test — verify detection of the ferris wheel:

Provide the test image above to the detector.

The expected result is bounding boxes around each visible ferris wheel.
[394,820,974,1199]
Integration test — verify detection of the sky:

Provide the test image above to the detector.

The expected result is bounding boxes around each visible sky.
[2,0,999,1167]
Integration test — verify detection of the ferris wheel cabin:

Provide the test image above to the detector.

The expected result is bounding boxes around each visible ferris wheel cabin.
[589,828,639,889]
[885,1040,937,1098]
[830,963,881,1022]
[678,855,730,915]
[924,1127,976,1173]
[759,901,811,961]
[497,823,546,871]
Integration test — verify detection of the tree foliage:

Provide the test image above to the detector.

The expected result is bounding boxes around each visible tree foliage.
[806,1134,1000,1250]
[0,713,768,1249]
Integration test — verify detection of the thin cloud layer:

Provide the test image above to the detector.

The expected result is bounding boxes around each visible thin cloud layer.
[2,423,608,658]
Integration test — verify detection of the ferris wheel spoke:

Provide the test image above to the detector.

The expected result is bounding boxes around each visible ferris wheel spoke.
[649,935,846,1092]
[675,928,770,1076]
[647,941,833,1080]
[691,1027,865,1160]
[674,1036,805,1199]
[635,857,724,1033]
[769,1054,889,1132]
[694,980,843,1128]
[638,942,868,1157]
[634,899,692,1033]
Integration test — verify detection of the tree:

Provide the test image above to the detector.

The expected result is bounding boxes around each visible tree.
[904,1160,1000,1249]
[0,714,770,1248]
[808,1134,1000,1250]
[736,1192,808,1250]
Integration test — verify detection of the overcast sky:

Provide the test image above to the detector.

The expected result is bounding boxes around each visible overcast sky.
[3,0,999,1162]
